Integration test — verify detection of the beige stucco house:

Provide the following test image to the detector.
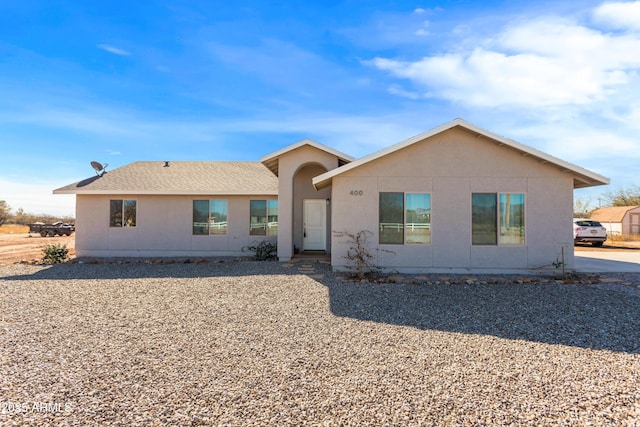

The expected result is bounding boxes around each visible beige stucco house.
[590,206,640,236]
[54,119,609,273]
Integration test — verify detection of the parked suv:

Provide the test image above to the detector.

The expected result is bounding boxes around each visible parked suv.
[573,219,607,247]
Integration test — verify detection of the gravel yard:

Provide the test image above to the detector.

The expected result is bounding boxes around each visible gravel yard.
[1,260,639,425]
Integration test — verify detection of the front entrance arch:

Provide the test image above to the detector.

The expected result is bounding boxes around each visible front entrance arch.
[293,163,331,254]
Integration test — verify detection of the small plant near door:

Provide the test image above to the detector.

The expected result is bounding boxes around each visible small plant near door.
[243,241,278,261]
[334,230,392,280]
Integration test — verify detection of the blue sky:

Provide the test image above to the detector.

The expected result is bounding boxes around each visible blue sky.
[1,0,639,216]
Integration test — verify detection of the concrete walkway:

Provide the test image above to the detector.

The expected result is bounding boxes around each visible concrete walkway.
[283,252,331,279]
[575,251,640,273]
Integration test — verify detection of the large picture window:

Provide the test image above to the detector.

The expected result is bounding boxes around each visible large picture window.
[379,192,431,244]
[110,200,136,227]
[193,200,228,235]
[472,193,524,245]
[250,200,278,236]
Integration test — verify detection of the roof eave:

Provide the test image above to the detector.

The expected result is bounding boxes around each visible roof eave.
[53,190,279,196]
[260,138,355,176]
[313,118,611,190]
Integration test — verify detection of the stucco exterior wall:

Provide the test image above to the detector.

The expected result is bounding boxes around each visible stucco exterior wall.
[75,194,276,257]
[330,127,575,273]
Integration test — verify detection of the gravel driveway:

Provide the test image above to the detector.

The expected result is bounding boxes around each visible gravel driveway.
[1,260,639,425]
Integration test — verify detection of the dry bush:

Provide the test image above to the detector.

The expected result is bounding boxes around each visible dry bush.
[608,233,640,242]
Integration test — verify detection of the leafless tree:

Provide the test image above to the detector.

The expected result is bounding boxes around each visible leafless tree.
[603,185,640,207]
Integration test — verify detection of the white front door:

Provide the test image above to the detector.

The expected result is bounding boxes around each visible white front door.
[303,199,326,251]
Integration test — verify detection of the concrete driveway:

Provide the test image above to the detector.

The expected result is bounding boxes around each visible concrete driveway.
[575,250,640,273]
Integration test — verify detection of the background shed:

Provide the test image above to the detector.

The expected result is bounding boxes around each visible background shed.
[590,206,640,235]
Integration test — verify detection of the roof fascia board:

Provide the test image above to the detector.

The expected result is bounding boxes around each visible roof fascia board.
[260,138,355,163]
[53,190,279,196]
[313,118,610,190]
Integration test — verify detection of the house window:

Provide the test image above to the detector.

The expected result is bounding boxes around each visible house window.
[472,194,497,245]
[110,200,136,227]
[379,193,404,244]
[379,192,431,244]
[406,193,431,244]
[250,200,278,236]
[499,193,525,245]
[472,193,524,245]
[267,200,278,236]
[193,200,228,235]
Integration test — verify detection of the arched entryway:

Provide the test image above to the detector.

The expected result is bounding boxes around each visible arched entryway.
[293,163,331,254]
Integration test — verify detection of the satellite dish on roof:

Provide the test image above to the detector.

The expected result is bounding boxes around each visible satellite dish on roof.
[91,161,109,176]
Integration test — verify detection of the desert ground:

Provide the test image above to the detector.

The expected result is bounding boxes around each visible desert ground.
[0,225,75,264]
[1,225,639,424]
[1,260,639,425]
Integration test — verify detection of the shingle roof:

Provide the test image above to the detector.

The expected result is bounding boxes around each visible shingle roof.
[590,206,640,222]
[53,161,278,195]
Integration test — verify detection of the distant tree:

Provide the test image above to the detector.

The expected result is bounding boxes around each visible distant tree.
[0,200,10,226]
[12,208,29,225]
[603,185,640,207]
[574,197,594,218]
[5,206,74,226]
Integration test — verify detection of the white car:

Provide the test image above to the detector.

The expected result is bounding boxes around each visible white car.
[573,219,607,247]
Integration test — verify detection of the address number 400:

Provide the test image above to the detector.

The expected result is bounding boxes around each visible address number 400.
[350,190,364,196]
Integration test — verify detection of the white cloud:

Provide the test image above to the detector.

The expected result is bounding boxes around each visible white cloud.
[97,44,131,56]
[505,121,637,163]
[593,1,640,31]
[413,8,425,14]
[387,85,420,99]
[369,11,640,108]
[371,48,609,107]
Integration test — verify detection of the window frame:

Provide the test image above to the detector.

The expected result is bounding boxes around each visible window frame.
[379,192,431,245]
[472,192,525,246]
[250,199,278,236]
[109,199,136,228]
[405,193,431,244]
[192,199,228,236]
[498,193,525,245]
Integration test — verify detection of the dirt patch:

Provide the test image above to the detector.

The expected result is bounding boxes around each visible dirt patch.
[574,241,640,252]
[0,233,75,264]
[0,224,29,234]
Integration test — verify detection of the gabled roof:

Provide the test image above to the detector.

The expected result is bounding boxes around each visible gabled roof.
[53,161,278,195]
[313,118,610,190]
[590,206,640,222]
[260,138,354,176]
